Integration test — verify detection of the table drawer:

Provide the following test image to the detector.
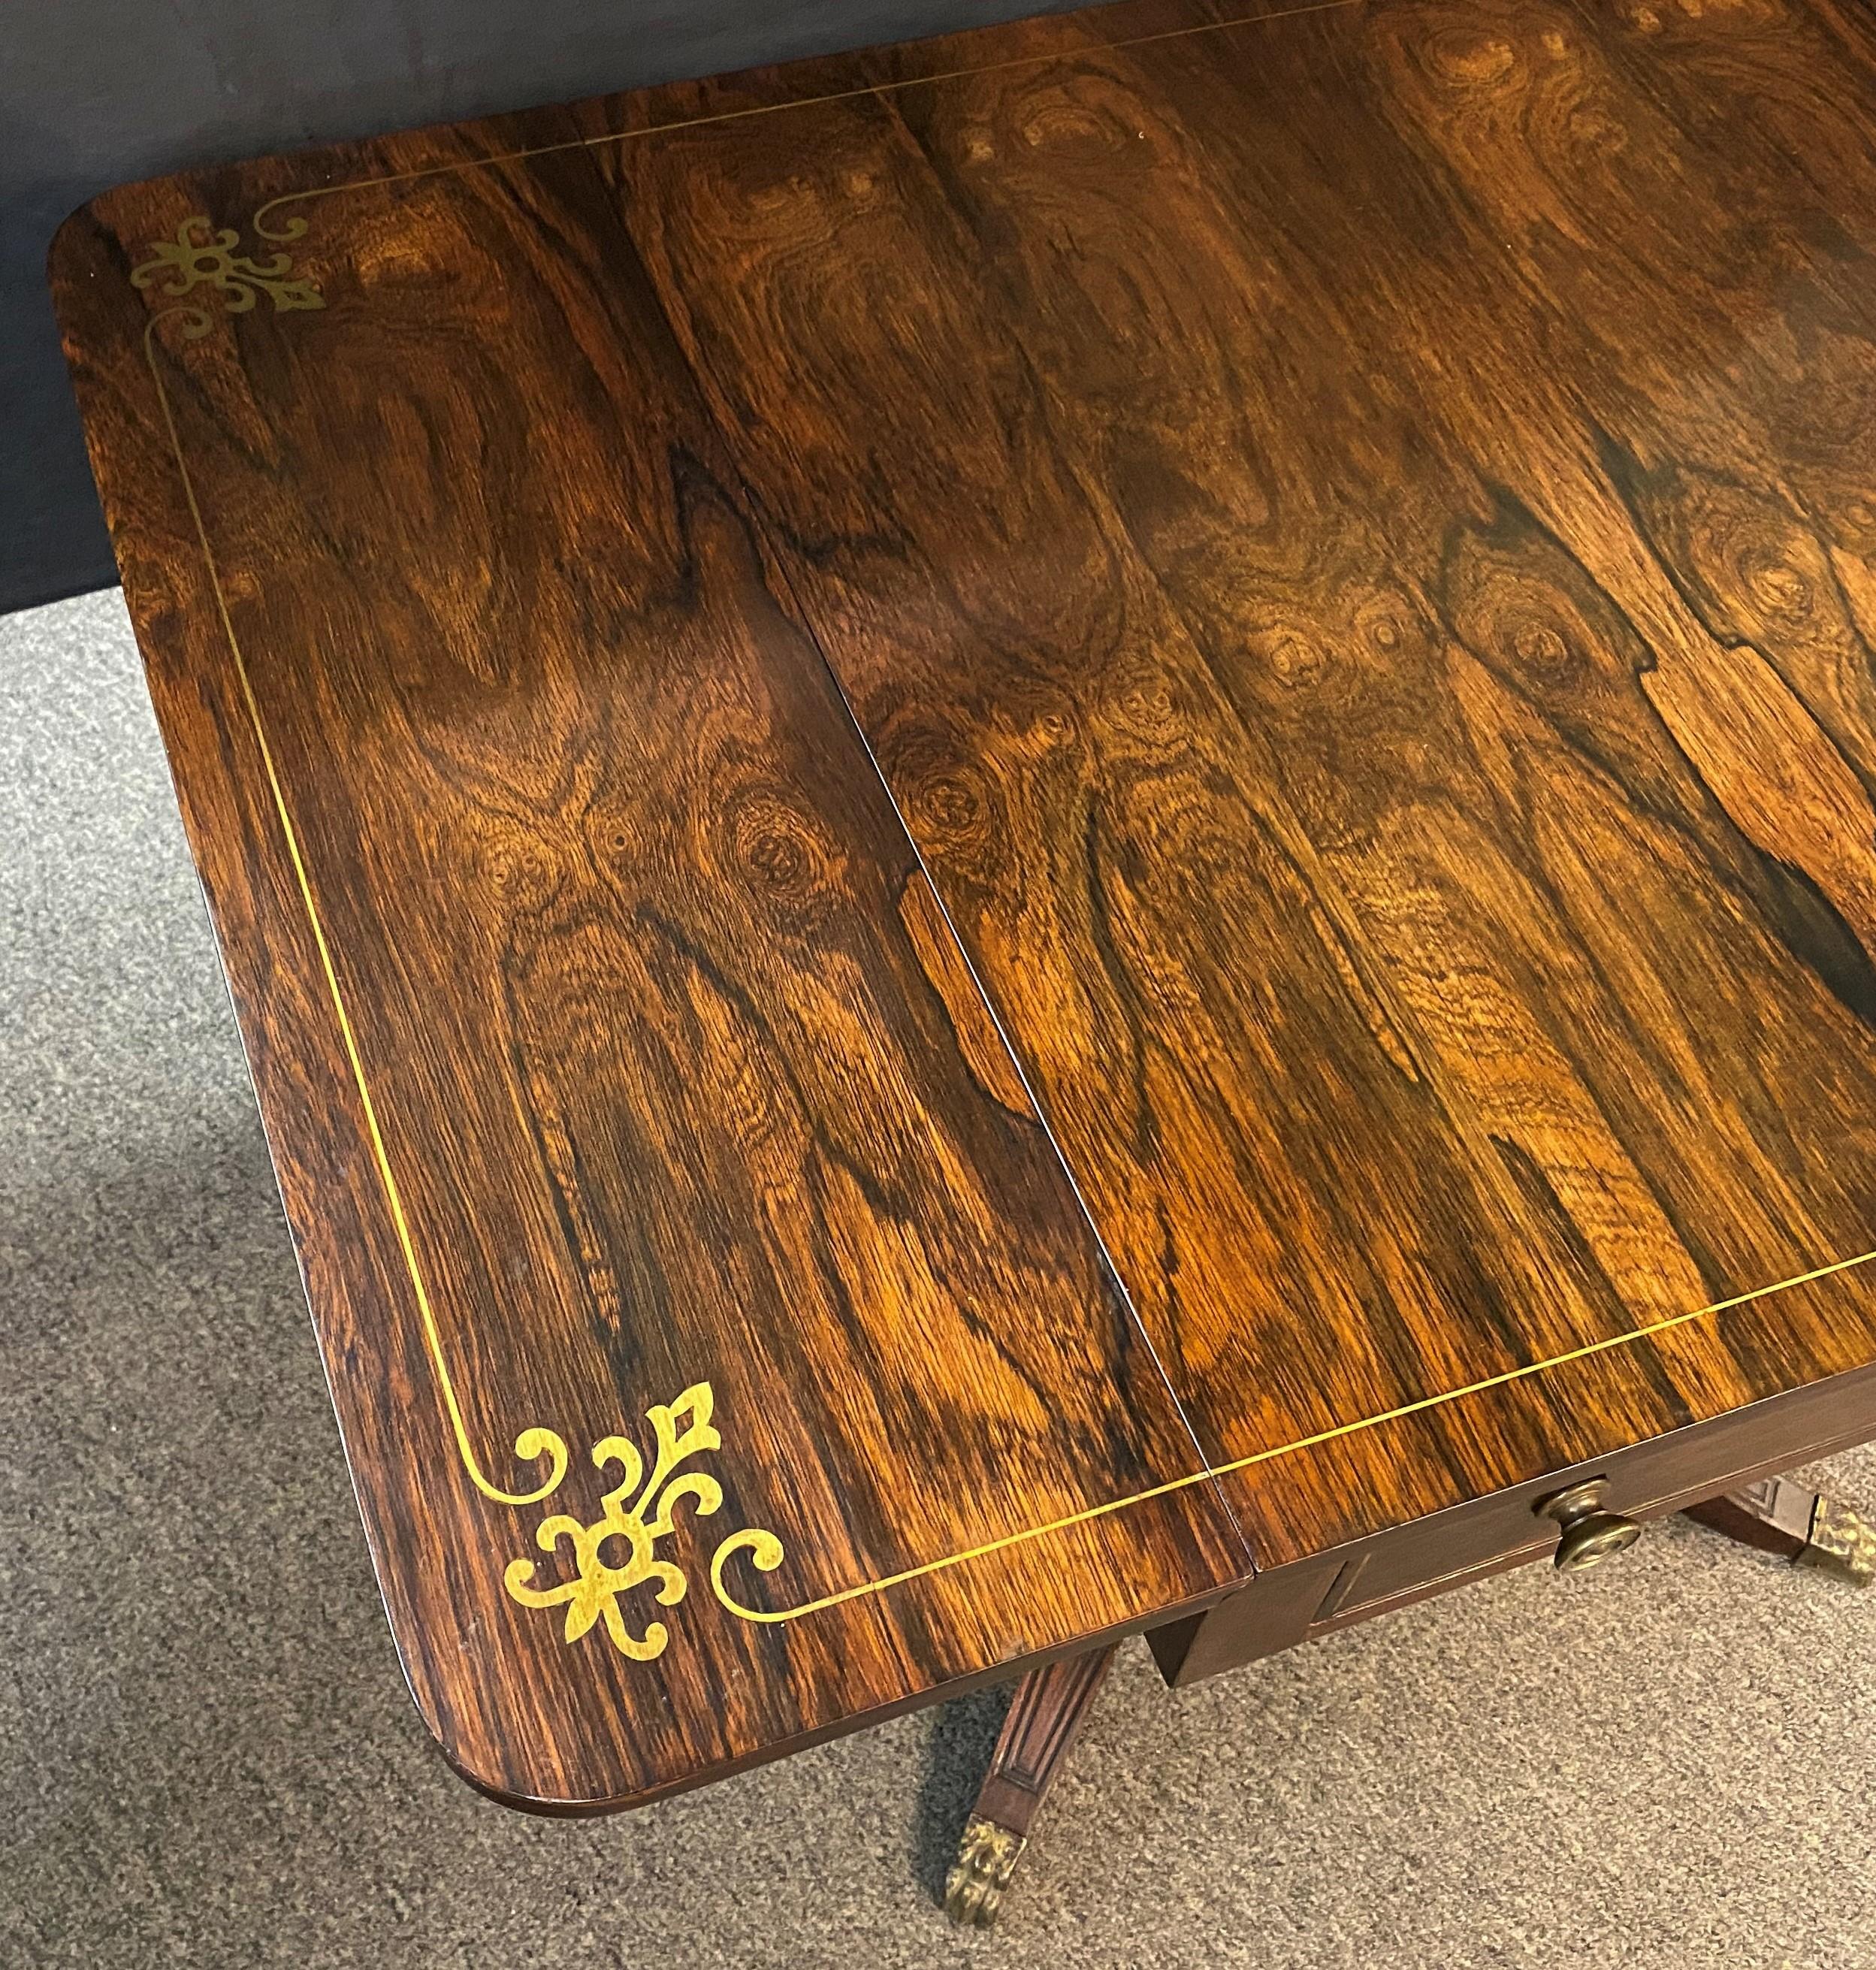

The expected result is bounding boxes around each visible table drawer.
[1149,1359,1876,1687]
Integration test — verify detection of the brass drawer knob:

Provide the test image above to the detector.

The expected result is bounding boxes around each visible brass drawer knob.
[1537,1478,1642,1573]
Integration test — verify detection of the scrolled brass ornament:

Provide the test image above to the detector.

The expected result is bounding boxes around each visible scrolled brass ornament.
[131,214,324,316]
[505,1382,782,1661]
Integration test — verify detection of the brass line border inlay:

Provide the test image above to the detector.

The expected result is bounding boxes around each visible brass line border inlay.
[143,301,784,1662]
[127,0,1876,1654]
[716,1247,1876,1621]
[240,0,1367,248]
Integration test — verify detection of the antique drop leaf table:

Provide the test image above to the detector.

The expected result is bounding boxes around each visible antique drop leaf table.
[50,0,1876,1926]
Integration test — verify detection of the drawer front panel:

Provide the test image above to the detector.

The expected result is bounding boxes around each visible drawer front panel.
[1150,1361,1876,1687]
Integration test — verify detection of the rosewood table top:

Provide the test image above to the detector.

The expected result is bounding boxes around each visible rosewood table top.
[50,0,1876,1812]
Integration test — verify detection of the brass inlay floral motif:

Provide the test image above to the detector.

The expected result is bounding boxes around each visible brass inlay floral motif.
[131,215,324,316]
[504,1382,781,1660]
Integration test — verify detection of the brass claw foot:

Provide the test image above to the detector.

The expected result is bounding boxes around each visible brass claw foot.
[1799,1494,1876,1587]
[942,1642,1116,1925]
[1685,1475,1876,1587]
[945,1815,1027,1927]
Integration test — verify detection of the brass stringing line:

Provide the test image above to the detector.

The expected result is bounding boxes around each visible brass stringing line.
[248,0,1362,240]
[147,92,1876,1621]
[141,307,567,1509]
[714,1243,1876,1621]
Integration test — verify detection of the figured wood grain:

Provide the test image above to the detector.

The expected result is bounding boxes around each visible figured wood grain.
[612,0,1876,1561]
[48,75,1255,1809]
[47,0,1876,1809]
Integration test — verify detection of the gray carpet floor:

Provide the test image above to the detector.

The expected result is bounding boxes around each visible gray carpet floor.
[5,587,1876,1970]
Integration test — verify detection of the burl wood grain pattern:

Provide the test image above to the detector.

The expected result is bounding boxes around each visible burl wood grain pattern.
[48,0,1876,1806]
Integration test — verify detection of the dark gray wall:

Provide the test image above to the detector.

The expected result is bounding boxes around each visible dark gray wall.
[4,0,1060,613]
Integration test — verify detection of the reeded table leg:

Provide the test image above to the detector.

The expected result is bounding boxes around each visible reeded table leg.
[944,1641,1119,1927]
[1684,1474,1875,1585]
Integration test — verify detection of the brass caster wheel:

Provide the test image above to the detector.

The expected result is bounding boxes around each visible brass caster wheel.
[944,1815,1026,1927]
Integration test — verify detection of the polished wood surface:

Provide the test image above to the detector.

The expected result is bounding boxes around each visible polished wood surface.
[49,0,1876,1809]
[621,0,1876,1569]
[46,17,1258,1809]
